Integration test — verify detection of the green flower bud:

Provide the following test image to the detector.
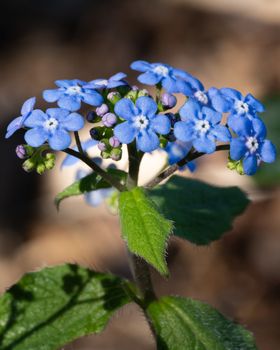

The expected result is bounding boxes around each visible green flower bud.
[44,153,56,170]
[107,91,121,105]
[236,161,245,175]
[22,158,36,173]
[36,163,46,175]
[101,151,111,159]
[125,89,138,101]
[110,148,122,161]
[138,89,149,97]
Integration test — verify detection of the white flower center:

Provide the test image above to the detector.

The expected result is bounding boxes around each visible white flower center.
[194,90,208,105]
[44,117,59,131]
[235,100,249,114]
[66,85,82,95]
[134,115,149,130]
[195,120,210,134]
[95,79,108,86]
[153,65,169,77]
[246,136,259,153]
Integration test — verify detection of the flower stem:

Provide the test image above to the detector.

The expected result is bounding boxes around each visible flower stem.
[145,144,230,188]
[63,148,126,192]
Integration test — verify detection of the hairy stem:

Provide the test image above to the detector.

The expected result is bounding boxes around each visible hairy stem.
[145,144,230,188]
[63,148,126,192]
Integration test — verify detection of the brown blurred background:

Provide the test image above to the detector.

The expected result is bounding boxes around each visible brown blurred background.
[1,0,280,349]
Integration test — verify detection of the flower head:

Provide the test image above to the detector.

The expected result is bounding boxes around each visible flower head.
[43,79,103,111]
[84,72,128,90]
[130,60,193,93]
[220,88,264,129]
[5,97,36,138]
[114,96,171,152]
[230,118,276,175]
[174,99,231,154]
[24,108,84,151]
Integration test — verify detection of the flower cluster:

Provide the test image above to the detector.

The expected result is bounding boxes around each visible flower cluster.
[6,60,276,177]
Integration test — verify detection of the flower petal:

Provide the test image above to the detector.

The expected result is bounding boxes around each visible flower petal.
[46,108,69,120]
[136,130,159,152]
[130,60,151,72]
[135,96,157,119]
[202,107,222,124]
[228,115,251,136]
[21,97,36,115]
[114,98,138,120]
[243,155,258,175]
[43,89,62,103]
[151,114,171,135]
[208,88,231,113]
[49,129,71,150]
[174,121,194,142]
[24,127,48,147]
[179,98,200,121]
[230,137,247,160]
[61,112,85,131]
[259,140,276,163]
[212,125,231,142]
[245,94,265,113]
[138,71,161,85]
[162,76,178,93]
[24,110,47,128]
[252,118,266,139]
[114,121,137,144]
[81,91,103,106]
[58,96,81,111]
[193,136,216,154]
[110,72,127,81]
[220,88,242,101]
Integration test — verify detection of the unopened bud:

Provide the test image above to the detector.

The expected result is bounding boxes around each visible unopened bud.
[161,93,177,109]
[16,145,27,159]
[44,153,56,170]
[36,163,46,175]
[109,136,121,148]
[22,158,36,173]
[98,141,107,152]
[107,91,121,104]
[110,148,122,161]
[86,111,97,123]
[125,89,138,101]
[138,89,149,97]
[102,113,117,127]
[96,104,109,117]
[90,127,102,140]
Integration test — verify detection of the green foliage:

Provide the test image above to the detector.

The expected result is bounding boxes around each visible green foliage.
[147,296,257,350]
[119,187,173,276]
[55,168,127,209]
[254,95,280,186]
[0,264,131,350]
[150,176,249,245]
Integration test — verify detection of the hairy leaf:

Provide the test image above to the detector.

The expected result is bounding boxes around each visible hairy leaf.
[150,176,249,245]
[0,264,131,350]
[147,296,257,350]
[119,187,173,275]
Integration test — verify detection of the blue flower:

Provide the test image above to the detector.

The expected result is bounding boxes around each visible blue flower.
[165,140,196,172]
[24,108,84,151]
[43,79,103,112]
[114,96,171,152]
[76,169,114,207]
[220,88,264,129]
[130,60,192,93]
[61,139,98,168]
[165,140,192,165]
[5,97,36,138]
[174,98,231,154]
[178,75,230,113]
[84,72,128,89]
[230,118,276,175]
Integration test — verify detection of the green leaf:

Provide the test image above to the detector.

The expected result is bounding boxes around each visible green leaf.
[147,296,257,350]
[119,187,173,276]
[0,264,131,350]
[55,168,127,209]
[150,176,249,245]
